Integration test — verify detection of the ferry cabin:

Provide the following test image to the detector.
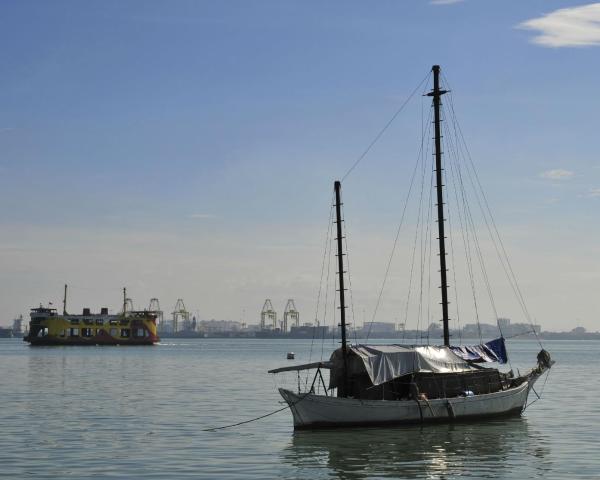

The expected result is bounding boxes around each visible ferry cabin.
[25,306,159,345]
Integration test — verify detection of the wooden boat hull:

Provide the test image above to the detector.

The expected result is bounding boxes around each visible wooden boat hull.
[279,381,532,429]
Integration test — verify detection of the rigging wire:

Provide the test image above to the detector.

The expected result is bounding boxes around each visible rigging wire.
[341,71,432,182]
[319,205,336,363]
[444,101,503,334]
[444,87,543,348]
[458,154,500,336]
[443,133,463,345]
[403,105,433,343]
[444,98,515,373]
[365,100,433,343]
[415,137,435,344]
[331,272,338,348]
[422,145,435,344]
[426,150,436,345]
[443,106,484,343]
[340,201,359,346]
[443,103,498,343]
[409,119,430,344]
[305,194,335,386]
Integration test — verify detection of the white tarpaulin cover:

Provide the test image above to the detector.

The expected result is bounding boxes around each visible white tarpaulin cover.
[330,344,480,387]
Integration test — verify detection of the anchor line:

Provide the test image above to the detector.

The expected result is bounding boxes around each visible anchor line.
[202,392,311,432]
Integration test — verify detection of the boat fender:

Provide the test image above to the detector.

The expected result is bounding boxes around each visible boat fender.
[446,401,455,419]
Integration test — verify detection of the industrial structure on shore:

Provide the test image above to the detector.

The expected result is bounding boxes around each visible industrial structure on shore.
[0,315,24,338]
[10,291,549,340]
[255,298,328,338]
[260,299,301,333]
[157,297,323,338]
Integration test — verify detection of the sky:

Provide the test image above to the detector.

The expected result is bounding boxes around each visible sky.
[1,0,599,332]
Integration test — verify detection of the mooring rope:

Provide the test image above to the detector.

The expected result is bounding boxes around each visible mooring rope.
[524,368,551,411]
[202,392,310,432]
[202,405,290,432]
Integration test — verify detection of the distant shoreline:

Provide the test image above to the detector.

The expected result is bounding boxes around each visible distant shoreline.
[153,331,600,341]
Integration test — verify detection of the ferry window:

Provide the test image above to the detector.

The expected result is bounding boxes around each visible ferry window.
[59,329,65,337]
[70,319,80,325]
[96,319,104,325]
[69,328,79,337]
[110,328,118,336]
[120,328,130,338]
[37,327,48,337]
[135,328,145,337]
[82,328,93,338]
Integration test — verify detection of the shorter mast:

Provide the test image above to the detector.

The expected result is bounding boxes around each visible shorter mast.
[63,284,68,315]
[334,181,349,396]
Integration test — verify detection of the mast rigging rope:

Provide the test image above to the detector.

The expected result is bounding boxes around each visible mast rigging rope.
[341,71,431,182]
[365,102,433,343]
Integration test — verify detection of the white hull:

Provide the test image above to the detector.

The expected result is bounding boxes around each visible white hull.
[279,381,533,429]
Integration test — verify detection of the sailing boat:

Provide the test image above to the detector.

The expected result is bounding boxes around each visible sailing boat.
[269,65,553,429]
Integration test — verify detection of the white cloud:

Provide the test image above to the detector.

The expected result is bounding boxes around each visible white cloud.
[519,3,600,47]
[430,0,464,4]
[540,169,574,180]
[188,213,216,219]
[587,188,600,197]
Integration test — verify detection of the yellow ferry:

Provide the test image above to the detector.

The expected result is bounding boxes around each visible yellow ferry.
[24,287,159,346]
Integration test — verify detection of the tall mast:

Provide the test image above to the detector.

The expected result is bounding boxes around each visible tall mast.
[427,65,450,347]
[334,180,349,396]
[123,287,127,316]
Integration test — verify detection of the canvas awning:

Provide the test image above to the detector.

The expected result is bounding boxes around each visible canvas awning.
[450,337,508,364]
[329,344,480,388]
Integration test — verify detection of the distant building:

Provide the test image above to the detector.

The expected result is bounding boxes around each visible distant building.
[289,325,328,338]
[428,322,442,334]
[368,322,396,333]
[462,323,499,338]
[498,317,511,329]
[199,319,244,333]
[353,322,396,337]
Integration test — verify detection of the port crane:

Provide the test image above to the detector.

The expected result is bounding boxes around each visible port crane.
[172,299,190,333]
[282,299,299,333]
[148,298,164,331]
[260,299,277,330]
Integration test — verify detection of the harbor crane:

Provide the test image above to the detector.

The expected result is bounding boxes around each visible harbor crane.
[125,298,134,312]
[172,299,190,333]
[148,298,164,332]
[260,299,277,330]
[282,299,299,333]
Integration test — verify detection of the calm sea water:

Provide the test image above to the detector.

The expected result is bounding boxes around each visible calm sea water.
[0,337,597,479]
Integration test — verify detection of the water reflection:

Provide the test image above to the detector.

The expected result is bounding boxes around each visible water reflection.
[282,418,552,479]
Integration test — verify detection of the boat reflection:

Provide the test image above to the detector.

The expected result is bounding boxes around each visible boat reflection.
[281,418,552,479]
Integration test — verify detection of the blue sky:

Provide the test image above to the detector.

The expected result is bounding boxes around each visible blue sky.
[1,1,599,331]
